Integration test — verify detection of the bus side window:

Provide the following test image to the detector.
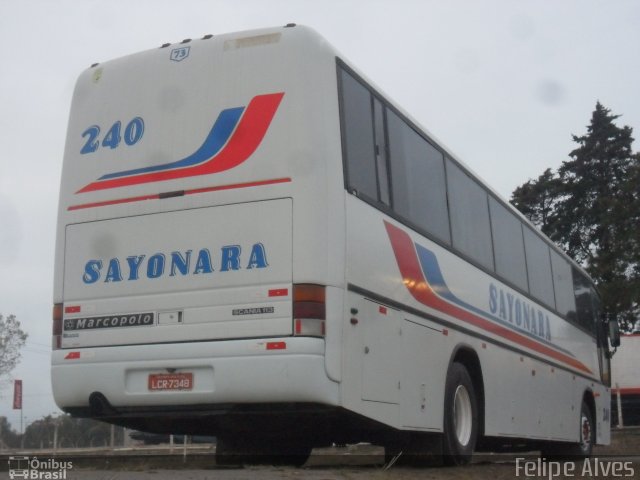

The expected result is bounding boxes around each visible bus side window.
[550,250,576,317]
[387,109,450,245]
[572,268,595,335]
[523,228,556,310]
[592,291,611,385]
[489,198,528,292]
[446,158,494,271]
[339,68,378,201]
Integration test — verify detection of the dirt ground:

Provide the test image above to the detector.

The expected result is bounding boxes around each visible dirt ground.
[1,428,639,480]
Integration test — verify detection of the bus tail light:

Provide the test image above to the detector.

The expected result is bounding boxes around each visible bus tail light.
[293,284,325,337]
[53,303,63,350]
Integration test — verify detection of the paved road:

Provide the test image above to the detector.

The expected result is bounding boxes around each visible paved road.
[3,457,640,480]
[3,429,640,479]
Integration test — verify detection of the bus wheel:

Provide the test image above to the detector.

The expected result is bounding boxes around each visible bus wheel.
[443,362,478,466]
[262,440,312,467]
[572,401,595,457]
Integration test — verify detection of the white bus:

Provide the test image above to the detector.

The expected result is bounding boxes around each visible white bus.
[52,25,619,465]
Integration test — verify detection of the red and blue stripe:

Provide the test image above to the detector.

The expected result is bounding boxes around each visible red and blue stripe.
[384,220,592,375]
[77,92,284,193]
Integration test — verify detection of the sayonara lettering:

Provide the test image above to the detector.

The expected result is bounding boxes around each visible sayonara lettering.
[82,243,269,284]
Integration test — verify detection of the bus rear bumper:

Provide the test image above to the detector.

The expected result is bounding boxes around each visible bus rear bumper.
[51,337,339,415]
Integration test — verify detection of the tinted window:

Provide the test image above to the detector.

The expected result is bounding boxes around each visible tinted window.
[489,198,528,291]
[573,268,596,334]
[523,228,555,309]
[446,159,494,269]
[388,110,450,244]
[550,250,577,317]
[339,69,377,200]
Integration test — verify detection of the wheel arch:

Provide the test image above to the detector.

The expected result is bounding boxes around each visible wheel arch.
[582,388,597,441]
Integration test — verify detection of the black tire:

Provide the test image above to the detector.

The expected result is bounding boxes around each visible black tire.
[577,401,595,457]
[215,435,311,467]
[541,400,594,459]
[442,362,478,466]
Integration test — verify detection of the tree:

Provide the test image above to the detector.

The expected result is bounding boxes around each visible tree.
[0,416,21,449]
[511,102,640,328]
[510,168,562,236]
[0,314,28,382]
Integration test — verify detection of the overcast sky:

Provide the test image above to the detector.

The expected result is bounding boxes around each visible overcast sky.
[1,0,639,430]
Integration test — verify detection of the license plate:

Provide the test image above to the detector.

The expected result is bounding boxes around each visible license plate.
[148,373,193,391]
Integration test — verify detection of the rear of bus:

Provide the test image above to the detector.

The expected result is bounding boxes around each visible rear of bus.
[51,26,346,443]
